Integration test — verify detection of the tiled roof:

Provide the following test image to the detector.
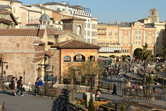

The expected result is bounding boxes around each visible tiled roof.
[47,27,72,36]
[51,40,100,49]
[45,51,53,57]
[0,29,45,38]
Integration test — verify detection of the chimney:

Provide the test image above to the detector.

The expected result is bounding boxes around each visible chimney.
[116,20,118,25]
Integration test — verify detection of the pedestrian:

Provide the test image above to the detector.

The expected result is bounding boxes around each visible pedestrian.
[10,77,16,96]
[16,76,24,96]
[34,77,39,94]
[112,84,117,95]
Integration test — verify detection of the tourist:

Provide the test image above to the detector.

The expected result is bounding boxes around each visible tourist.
[112,84,117,95]
[10,77,16,96]
[16,76,24,96]
[96,87,101,98]
[34,77,39,93]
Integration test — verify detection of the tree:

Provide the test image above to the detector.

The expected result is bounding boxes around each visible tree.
[122,55,127,61]
[141,43,153,61]
[121,103,126,111]
[63,61,105,84]
[134,48,143,59]
[162,44,166,58]
[88,94,95,111]
[109,55,115,58]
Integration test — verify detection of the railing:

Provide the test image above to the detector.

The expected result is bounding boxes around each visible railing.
[122,87,166,100]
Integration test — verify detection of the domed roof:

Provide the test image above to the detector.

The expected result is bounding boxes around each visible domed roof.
[39,13,51,22]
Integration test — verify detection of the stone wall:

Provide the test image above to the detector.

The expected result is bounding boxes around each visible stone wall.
[0,36,44,84]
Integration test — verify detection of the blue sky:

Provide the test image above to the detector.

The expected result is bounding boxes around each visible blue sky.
[21,0,166,23]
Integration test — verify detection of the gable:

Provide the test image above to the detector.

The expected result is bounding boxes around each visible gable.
[58,33,75,43]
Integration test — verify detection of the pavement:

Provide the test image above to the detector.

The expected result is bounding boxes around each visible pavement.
[0,91,54,111]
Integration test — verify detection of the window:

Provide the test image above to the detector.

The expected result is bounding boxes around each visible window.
[121,31,123,35]
[109,30,112,34]
[109,36,111,39]
[145,31,147,35]
[84,31,86,36]
[121,36,123,39]
[57,8,60,11]
[64,56,71,62]
[87,39,90,43]
[88,31,90,36]
[145,36,147,39]
[77,26,81,35]
[88,23,90,28]
[115,36,118,39]
[74,54,85,62]
[84,23,86,28]
[102,30,105,34]
[103,36,105,39]
[88,56,95,62]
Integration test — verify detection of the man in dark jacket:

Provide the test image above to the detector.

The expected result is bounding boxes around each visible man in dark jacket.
[112,84,117,95]
[16,76,23,96]
[10,77,16,96]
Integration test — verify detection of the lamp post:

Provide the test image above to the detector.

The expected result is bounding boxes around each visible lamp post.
[38,57,49,96]
[23,70,25,83]
[0,58,8,91]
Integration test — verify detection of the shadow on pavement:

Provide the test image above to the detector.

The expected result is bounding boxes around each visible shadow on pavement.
[0,90,13,96]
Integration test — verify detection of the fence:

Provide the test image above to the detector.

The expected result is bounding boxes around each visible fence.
[122,87,166,100]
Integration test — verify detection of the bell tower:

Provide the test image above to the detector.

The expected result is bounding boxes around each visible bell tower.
[148,8,159,23]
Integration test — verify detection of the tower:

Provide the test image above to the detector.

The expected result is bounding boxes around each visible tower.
[39,13,51,29]
[148,8,159,23]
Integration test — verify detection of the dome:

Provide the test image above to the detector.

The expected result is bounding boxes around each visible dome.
[39,13,51,22]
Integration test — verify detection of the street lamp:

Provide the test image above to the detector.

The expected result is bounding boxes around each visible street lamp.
[0,58,8,91]
[38,56,49,96]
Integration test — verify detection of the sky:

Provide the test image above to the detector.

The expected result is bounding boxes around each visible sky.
[21,0,166,23]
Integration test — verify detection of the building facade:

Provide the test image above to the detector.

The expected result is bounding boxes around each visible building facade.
[98,22,157,58]
[43,1,98,44]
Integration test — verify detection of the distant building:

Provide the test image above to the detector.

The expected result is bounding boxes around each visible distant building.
[0,10,17,28]
[98,9,166,58]
[43,1,98,44]
[98,22,157,58]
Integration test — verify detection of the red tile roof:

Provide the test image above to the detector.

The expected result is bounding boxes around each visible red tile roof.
[51,40,100,49]
[0,29,45,38]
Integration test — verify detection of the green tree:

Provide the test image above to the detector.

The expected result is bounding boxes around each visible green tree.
[109,55,115,58]
[134,48,143,59]
[162,44,166,58]
[141,43,153,61]
[121,103,126,111]
[88,94,95,111]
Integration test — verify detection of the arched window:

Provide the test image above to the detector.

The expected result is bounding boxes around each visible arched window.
[74,54,85,62]
[88,56,95,62]
[64,56,71,62]
[77,25,81,35]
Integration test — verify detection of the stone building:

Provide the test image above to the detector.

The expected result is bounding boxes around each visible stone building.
[0,28,46,84]
[50,39,100,84]
[0,11,17,28]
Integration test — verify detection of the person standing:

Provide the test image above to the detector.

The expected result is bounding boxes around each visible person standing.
[10,77,16,96]
[112,84,117,95]
[16,76,23,96]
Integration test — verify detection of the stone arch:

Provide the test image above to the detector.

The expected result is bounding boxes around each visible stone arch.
[77,25,81,35]
[74,54,85,62]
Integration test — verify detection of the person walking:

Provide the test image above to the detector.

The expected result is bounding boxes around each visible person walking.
[34,77,39,94]
[112,84,117,95]
[16,76,24,96]
[10,77,16,96]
